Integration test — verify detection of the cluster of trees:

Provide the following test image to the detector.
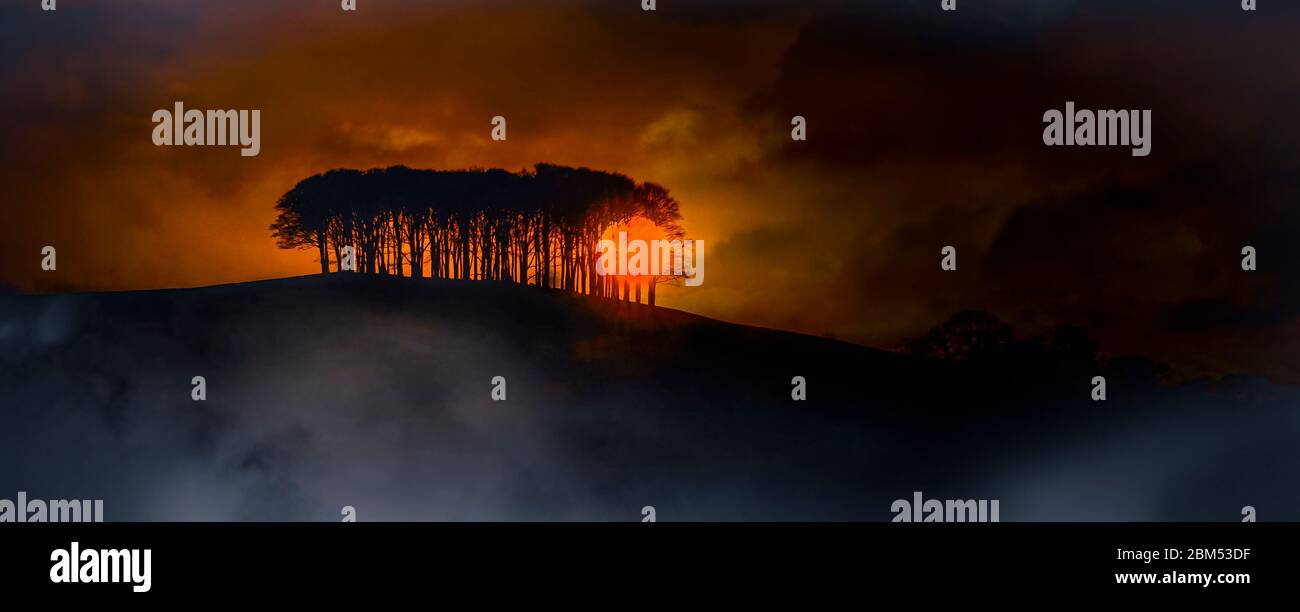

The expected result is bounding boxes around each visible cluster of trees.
[270,164,685,304]
[904,311,1098,366]
[902,310,1173,412]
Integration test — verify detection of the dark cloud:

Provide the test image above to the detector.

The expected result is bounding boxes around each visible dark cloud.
[1,0,1297,379]
[717,0,1300,379]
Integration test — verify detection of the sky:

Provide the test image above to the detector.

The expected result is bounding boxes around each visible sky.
[1,0,1298,381]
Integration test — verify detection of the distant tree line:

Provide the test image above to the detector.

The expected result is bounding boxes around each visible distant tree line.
[270,164,685,304]
[902,310,1173,411]
[904,311,1098,367]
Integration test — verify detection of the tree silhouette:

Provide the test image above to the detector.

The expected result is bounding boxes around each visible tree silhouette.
[633,182,686,306]
[270,165,687,304]
[905,310,1014,362]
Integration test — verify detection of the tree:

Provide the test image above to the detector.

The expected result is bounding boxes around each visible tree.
[631,182,685,306]
[270,164,689,304]
[905,311,1013,362]
[270,172,338,273]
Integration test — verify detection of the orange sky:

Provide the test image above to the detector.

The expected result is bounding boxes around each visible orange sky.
[2,2,802,317]
[3,0,1299,381]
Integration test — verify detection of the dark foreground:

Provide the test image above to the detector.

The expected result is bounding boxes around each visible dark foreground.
[0,275,1295,520]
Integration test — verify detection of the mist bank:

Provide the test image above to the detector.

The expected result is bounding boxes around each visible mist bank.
[0,274,1295,521]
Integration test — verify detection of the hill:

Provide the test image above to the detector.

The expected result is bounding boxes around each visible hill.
[0,274,1296,520]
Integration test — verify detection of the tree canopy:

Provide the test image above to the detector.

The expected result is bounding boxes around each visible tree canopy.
[270,164,687,304]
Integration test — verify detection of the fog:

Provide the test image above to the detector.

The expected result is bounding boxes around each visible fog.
[1,275,1295,521]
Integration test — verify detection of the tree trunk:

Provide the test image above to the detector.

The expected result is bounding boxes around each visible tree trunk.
[317,231,329,274]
